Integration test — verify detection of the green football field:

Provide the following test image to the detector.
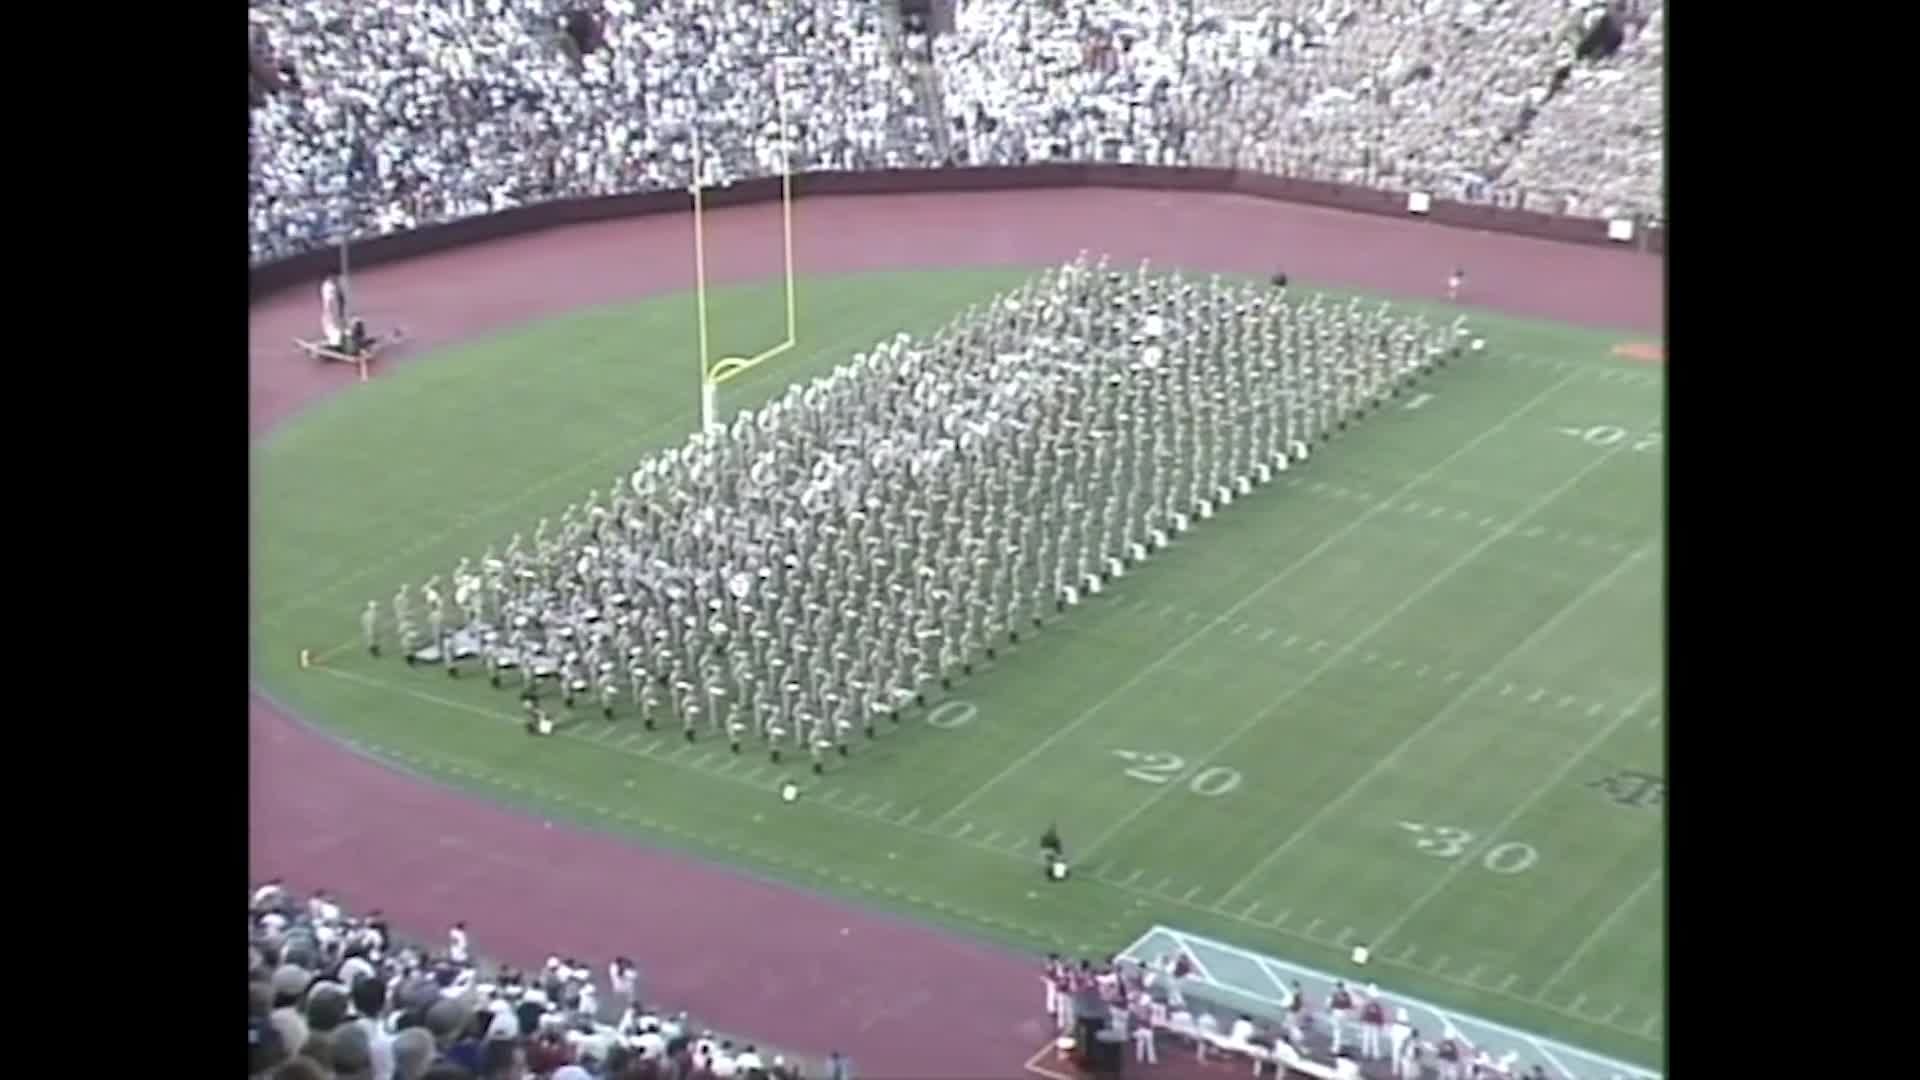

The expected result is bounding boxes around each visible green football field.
[251,266,1664,1067]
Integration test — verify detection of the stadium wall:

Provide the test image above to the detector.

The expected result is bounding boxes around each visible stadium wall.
[249,165,1666,301]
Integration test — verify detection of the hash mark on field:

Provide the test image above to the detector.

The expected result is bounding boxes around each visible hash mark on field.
[871,800,894,819]
[711,756,739,775]
[1333,927,1355,947]
[1123,869,1143,886]
[1304,918,1323,937]
[617,733,645,748]
[742,765,766,783]
[1242,902,1262,920]
[1453,508,1473,522]
[1396,946,1417,963]
[1269,909,1291,927]
[981,830,1003,847]
[1309,640,1329,653]
[1444,671,1463,683]
[1159,605,1179,620]
[668,745,694,762]
[1526,688,1547,704]
[1387,658,1404,671]
[690,752,716,770]
[1587,702,1605,717]
[1431,955,1451,973]
[1363,651,1381,665]
[1426,505,1447,518]
[896,808,920,825]
[1556,695,1577,708]
[1500,683,1515,697]
[1569,994,1588,1014]
[846,794,872,812]
[1499,974,1518,992]
[1463,965,1484,985]
[1522,525,1546,539]
[1154,877,1176,895]
[954,822,974,838]
[1258,628,1277,642]
[1183,886,1204,902]
[1232,623,1251,635]
[819,788,843,806]
[1479,516,1499,528]
[1600,1004,1622,1023]
[1415,665,1430,677]
[1283,635,1301,648]
[1646,712,1663,729]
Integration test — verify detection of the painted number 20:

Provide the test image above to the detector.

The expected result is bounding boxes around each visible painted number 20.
[1396,821,1538,875]
[1113,751,1242,798]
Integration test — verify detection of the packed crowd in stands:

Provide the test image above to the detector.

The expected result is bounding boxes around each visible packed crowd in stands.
[248,0,1663,263]
[248,881,832,1080]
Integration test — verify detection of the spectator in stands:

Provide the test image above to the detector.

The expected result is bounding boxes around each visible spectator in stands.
[393,1029,437,1080]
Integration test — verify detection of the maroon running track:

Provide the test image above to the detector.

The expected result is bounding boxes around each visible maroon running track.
[249,188,1663,1078]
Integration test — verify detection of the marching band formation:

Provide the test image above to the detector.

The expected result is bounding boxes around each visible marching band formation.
[364,255,1474,772]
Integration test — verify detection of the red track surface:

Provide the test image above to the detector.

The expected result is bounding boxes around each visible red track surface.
[248,188,1663,1077]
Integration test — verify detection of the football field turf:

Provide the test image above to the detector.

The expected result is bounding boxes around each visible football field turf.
[251,266,1664,1067]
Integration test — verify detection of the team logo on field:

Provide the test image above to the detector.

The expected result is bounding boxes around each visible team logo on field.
[1587,769,1665,810]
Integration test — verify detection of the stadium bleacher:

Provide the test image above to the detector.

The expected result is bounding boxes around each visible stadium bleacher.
[247,0,1664,266]
[248,881,812,1080]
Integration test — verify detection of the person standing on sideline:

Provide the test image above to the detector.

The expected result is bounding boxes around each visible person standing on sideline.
[1448,266,1466,301]
[321,274,347,349]
[826,1050,853,1079]
[362,601,381,658]
[1359,988,1387,1059]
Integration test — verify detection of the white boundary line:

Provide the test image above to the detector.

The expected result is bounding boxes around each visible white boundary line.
[1087,419,1654,865]
[932,369,1586,828]
[1372,683,1661,946]
[1216,536,1657,905]
[1535,866,1664,1000]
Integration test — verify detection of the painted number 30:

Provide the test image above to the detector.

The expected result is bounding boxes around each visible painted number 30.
[1396,821,1538,875]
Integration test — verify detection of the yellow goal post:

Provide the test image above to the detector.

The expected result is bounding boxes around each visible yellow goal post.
[690,57,803,434]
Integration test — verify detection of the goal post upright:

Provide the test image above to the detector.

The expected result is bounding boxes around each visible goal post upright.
[693,56,802,434]
[690,123,717,432]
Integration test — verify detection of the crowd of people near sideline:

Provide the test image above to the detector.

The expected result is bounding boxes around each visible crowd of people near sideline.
[247,0,1664,266]
[248,881,834,1080]
[1056,951,1561,1080]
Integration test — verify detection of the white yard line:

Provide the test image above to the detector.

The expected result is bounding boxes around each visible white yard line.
[1370,683,1662,947]
[1214,536,1656,905]
[930,370,1585,827]
[1535,866,1664,1000]
[1085,432,1654,868]
[256,317,924,630]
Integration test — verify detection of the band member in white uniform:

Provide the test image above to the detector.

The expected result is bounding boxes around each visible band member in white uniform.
[321,275,346,349]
